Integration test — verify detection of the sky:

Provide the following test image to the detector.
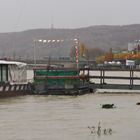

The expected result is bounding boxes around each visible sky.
[0,0,140,32]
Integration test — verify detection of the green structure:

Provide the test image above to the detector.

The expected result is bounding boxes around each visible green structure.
[34,69,79,88]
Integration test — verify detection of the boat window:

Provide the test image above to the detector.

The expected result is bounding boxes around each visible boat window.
[0,65,8,82]
[2,65,8,82]
[0,66,1,82]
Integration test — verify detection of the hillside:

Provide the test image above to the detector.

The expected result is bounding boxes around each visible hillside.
[0,24,140,60]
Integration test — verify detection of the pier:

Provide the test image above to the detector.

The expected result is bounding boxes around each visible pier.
[80,68,140,90]
[27,62,140,91]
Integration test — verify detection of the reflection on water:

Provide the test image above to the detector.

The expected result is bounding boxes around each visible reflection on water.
[0,93,140,140]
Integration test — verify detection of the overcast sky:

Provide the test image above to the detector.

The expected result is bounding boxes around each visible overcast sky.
[0,0,140,32]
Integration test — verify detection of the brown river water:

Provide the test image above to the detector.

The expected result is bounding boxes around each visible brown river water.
[0,93,140,140]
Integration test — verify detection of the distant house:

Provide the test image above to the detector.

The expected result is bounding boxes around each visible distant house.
[128,40,140,52]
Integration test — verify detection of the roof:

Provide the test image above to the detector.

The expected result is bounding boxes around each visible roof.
[0,60,27,67]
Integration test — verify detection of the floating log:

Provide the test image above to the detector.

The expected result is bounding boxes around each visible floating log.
[101,104,115,109]
[136,102,140,105]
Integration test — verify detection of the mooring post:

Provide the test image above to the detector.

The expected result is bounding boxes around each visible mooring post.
[87,67,90,82]
[130,67,132,89]
[129,66,134,89]
[132,68,134,88]
[103,69,105,84]
[100,69,101,87]
[100,68,103,88]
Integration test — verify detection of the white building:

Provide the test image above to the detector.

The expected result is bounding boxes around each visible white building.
[128,40,140,51]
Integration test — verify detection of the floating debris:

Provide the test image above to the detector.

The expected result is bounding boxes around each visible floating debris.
[88,126,96,134]
[101,104,116,109]
[108,128,112,134]
[87,122,113,136]
[136,102,140,105]
[103,129,107,135]
[97,122,101,135]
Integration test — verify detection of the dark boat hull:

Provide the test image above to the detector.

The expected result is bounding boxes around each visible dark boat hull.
[0,84,30,98]
[30,83,95,96]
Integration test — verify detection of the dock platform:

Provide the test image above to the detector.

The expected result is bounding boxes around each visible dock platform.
[80,68,140,90]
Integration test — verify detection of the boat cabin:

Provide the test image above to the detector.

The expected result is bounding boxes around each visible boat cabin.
[0,60,27,85]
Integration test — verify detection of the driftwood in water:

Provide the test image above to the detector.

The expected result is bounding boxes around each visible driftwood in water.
[101,104,115,109]
[136,102,140,105]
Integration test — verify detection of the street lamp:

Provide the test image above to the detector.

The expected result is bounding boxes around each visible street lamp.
[74,38,79,69]
[33,39,37,66]
[33,38,80,68]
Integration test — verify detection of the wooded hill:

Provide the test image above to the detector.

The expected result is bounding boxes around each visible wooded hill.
[0,24,140,60]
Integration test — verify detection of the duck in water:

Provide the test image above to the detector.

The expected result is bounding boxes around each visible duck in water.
[108,128,112,134]
[88,126,96,134]
[103,129,107,135]
[97,122,101,135]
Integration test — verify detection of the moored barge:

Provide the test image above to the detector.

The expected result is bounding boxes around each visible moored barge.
[30,67,95,95]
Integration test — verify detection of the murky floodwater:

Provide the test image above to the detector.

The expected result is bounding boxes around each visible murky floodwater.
[0,93,140,140]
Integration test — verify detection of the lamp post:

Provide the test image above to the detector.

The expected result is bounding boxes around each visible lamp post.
[33,39,37,67]
[74,38,79,69]
[33,38,80,68]
[33,39,47,67]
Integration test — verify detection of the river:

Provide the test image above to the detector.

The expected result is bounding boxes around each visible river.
[0,93,140,140]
